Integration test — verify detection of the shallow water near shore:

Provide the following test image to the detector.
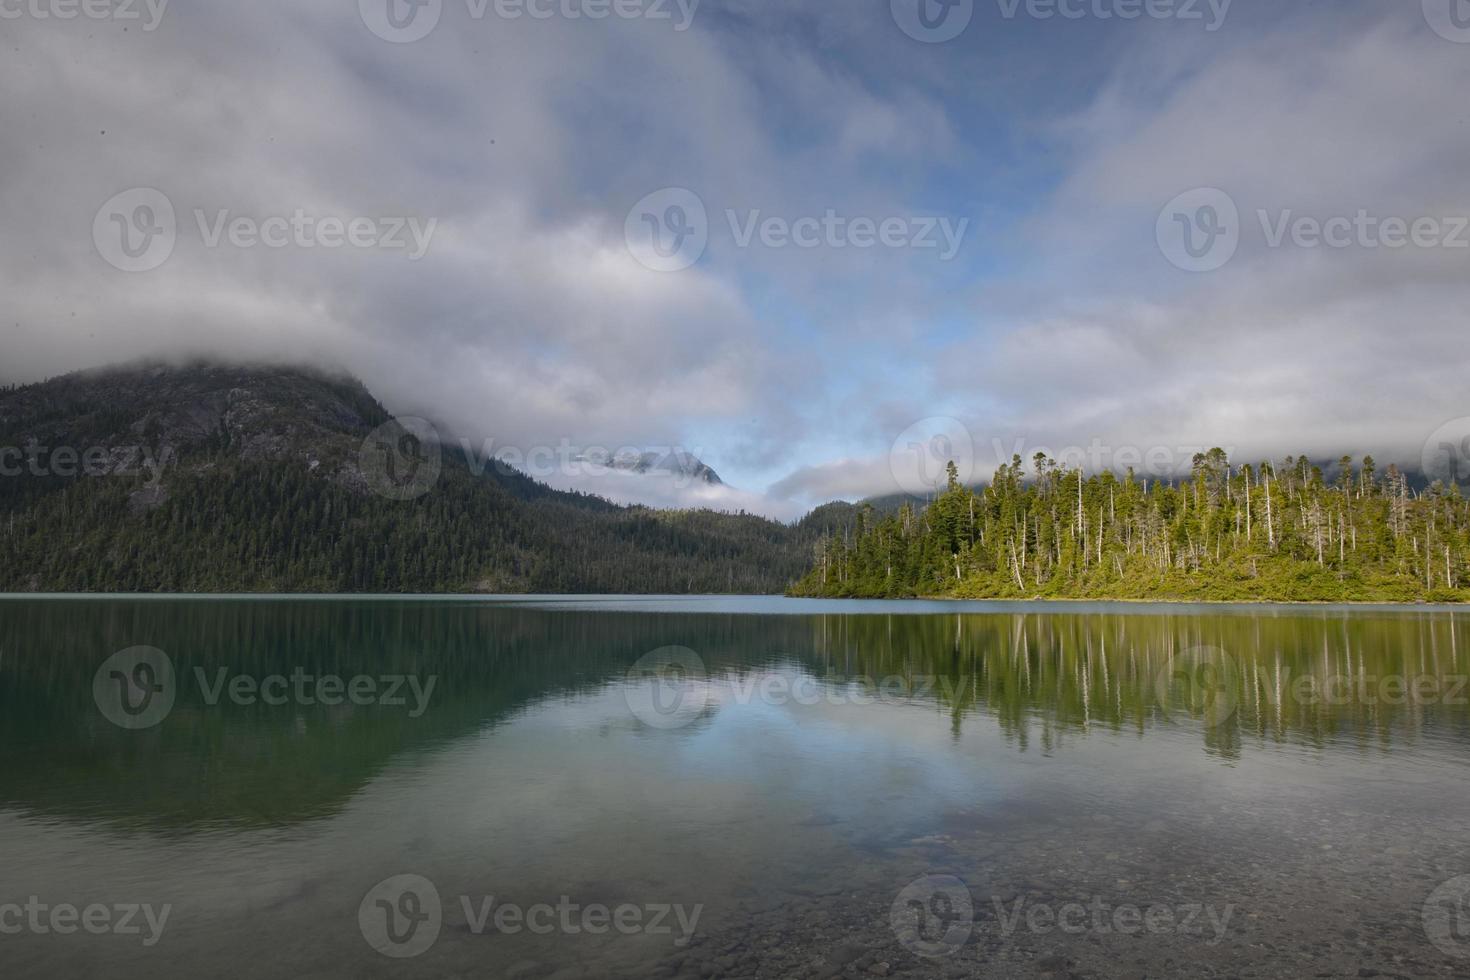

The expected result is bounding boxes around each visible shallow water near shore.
[2,595,1470,978]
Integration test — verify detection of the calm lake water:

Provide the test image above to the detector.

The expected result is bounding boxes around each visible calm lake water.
[3,596,1470,978]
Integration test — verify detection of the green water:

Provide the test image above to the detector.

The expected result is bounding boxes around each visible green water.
[2,596,1469,978]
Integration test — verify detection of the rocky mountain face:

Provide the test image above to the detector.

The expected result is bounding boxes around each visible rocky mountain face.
[0,361,377,447]
[0,362,390,506]
[0,361,818,594]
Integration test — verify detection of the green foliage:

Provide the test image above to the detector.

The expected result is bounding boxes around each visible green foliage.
[0,363,822,594]
[0,452,820,594]
[792,452,1470,603]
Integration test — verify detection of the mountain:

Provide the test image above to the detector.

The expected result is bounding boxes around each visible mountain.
[571,447,723,486]
[0,361,819,594]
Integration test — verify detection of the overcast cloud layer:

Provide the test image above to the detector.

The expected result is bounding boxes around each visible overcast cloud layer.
[2,0,1467,519]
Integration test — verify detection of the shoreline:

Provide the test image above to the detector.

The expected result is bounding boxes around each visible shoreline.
[3,591,1469,612]
[788,590,1470,608]
[909,594,1468,606]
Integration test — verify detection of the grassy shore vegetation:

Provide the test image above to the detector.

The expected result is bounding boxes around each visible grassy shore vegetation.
[790,451,1470,603]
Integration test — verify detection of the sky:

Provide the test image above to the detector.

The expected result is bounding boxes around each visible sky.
[2,0,1469,520]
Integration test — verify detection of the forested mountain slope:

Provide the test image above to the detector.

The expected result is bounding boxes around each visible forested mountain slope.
[0,362,817,594]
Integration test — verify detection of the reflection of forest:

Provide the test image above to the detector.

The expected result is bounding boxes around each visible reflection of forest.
[0,599,792,830]
[0,600,1467,831]
[800,611,1470,758]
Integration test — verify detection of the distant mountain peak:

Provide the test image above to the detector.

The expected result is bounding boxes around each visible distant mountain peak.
[571,447,723,486]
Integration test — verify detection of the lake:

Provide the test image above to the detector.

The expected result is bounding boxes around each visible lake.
[2,596,1470,978]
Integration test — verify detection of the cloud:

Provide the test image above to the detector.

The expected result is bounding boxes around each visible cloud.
[768,456,900,506]
[0,0,969,517]
[935,9,1470,478]
[2,1,1465,522]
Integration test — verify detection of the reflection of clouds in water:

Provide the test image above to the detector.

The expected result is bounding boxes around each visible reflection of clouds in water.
[8,603,1470,977]
[622,645,717,732]
[7,599,1470,980]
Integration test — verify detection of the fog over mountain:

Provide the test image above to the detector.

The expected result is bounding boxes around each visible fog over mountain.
[3,1,1468,519]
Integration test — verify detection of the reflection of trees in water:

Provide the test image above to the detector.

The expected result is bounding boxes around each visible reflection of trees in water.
[0,601,816,830]
[798,611,1470,758]
[0,601,1467,831]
